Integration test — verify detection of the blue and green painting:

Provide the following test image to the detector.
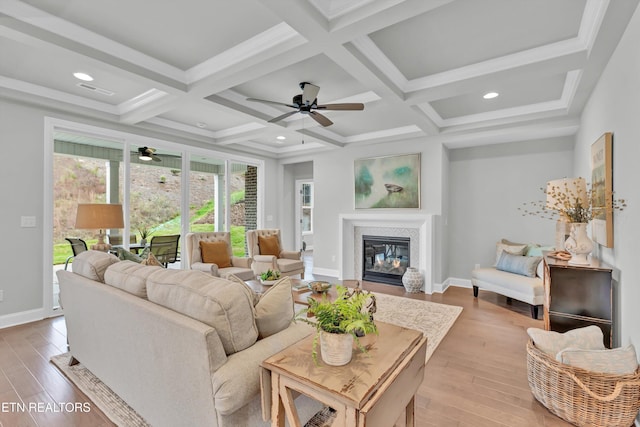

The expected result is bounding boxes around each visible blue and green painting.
[354,153,420,208]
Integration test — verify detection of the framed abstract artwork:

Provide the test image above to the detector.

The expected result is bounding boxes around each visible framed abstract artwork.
[354,153,421,209]
[590,132,613,247]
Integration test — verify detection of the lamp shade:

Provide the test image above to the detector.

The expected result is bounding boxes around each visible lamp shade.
[75,204,124,230]
[545,178,588,211]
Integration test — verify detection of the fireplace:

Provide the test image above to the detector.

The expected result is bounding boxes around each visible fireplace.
[362,235,409,286]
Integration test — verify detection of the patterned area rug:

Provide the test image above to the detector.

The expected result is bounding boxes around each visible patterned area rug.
[50,295,462,426]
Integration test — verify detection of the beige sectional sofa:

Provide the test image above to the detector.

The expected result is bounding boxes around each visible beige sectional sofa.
[57,250,319,427]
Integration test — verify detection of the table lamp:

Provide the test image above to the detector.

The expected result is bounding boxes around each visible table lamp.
[546,177,587,251]
[75,203,124,251]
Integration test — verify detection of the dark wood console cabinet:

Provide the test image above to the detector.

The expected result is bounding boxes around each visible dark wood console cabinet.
[543,255,614,348]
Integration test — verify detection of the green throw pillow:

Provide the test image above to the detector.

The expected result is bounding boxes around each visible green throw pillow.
[116,246,151,263]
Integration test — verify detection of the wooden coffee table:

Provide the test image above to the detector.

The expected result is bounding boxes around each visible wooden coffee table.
[260,321,427,427]
[245,279,338,305]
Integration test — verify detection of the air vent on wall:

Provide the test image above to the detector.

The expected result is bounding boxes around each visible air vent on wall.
[76,82,114,96]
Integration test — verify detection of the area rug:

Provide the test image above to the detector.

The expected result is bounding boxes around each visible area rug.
[372,292,463,362]
[50,295,461,426]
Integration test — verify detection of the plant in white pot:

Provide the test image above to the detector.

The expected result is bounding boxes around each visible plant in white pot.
[295,285,377,366]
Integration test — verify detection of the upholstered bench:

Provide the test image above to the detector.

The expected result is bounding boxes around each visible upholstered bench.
[472,267,543,318]
[472,239,547,319]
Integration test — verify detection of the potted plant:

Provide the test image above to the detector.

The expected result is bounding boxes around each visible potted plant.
[137,226,151,245]
[259,269,281,285]
[295,285,377,366]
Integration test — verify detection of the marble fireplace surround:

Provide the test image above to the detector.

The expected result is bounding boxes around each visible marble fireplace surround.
[338,214,434,293]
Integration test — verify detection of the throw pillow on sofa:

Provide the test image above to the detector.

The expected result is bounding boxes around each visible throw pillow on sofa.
[527,325,605,357]
[494,240,528,265]
[496,252,542,278]
[226,274,295,338]
[254,276,295,339]
[146,269,258,355]
[556,344,638,375]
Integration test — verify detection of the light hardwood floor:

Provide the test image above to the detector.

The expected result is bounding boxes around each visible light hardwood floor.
[0,281,572,426]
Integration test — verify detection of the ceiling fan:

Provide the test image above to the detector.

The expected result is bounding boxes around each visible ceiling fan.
[138,147,161,162]
[247,82,364,127]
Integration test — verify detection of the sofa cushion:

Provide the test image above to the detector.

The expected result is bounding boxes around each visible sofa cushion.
[199,241,232,268]
[495,241,528,265]
[71,250,120,282]
[104,261,162,299]
[496,252,542,278]
[526,245,554,257]
[556,345,638,374]
[146,269,258,355]
[258,235,281,256]
[527,325,605,357]
[472,267,544,297]
[255,276,294,338]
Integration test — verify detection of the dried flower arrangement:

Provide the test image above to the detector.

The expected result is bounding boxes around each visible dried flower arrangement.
[519,177,626,223]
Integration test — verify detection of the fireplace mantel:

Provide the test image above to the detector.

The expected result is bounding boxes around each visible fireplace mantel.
[338,214,435,293]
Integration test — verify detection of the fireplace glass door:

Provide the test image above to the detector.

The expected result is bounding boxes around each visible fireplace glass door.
[362,235,409,286]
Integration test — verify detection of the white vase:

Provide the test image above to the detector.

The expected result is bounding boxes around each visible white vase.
[402,267,423,293]
[564,223,594,265]
[320,331,353,366]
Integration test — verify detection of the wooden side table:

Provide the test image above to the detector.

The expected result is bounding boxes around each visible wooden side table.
[261,322,427,427]
[543,254,614,348]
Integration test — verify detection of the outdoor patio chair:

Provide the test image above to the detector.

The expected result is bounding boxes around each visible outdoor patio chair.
[108,235,137,246]
[64,237,88,270]
[150,234,180,267]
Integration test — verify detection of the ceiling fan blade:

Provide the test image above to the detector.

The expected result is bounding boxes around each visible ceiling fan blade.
[246,98,297,109]
[309,111,333,127]
[268,110,299,123]
[152,154,162,162]
[302,83,320,106]
[316,103,364,111]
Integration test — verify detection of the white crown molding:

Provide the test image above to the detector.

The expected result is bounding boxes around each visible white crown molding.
[144,117,218,138]
[1,0,185,82]
[185,23,304,85]
[343,125,423,143]
[579,0,610,54]
[0,75,118,114]
[117,89,169,115]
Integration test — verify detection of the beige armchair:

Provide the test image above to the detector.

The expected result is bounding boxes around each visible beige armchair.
[246,229,304,278]
[185,232,254,281]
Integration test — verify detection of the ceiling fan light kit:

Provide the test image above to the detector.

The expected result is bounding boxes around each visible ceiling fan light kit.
[138,147,161,162]
[247,82,364,127]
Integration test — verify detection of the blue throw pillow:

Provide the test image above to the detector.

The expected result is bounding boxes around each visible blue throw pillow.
[496,252,542,277]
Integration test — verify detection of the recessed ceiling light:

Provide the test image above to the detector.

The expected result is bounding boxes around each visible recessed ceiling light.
[196,122,207,128]
[483,92,499,99]
[276,136,286,140]
[73,72,94,82]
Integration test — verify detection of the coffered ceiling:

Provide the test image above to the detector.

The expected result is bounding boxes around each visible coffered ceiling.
[1,0,637,158]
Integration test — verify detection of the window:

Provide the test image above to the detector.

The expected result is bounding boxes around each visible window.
[301,182,313,234]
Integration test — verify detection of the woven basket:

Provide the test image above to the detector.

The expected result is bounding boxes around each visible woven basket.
[527,340,640,427]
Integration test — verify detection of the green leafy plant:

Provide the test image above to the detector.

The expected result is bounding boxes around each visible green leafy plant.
[137,226,151,240]
[260,269,281,281]
[295,285,378,364]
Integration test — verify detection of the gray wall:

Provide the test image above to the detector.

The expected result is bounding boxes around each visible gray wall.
[311,139,445,277]
[0,100,46,316]
[447,138,574,279]
[572,4,640,357]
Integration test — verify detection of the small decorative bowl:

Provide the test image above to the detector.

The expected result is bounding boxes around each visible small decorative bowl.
[308,281,331,293]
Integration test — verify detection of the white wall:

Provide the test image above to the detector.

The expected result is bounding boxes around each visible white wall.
[311,139,444,277]
[448,138,574,279]
[572,5,640,354]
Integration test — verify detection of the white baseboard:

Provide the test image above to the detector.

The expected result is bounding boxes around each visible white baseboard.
[0,308,45,329]
[446,277,473,289]
[312,267,339,278]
